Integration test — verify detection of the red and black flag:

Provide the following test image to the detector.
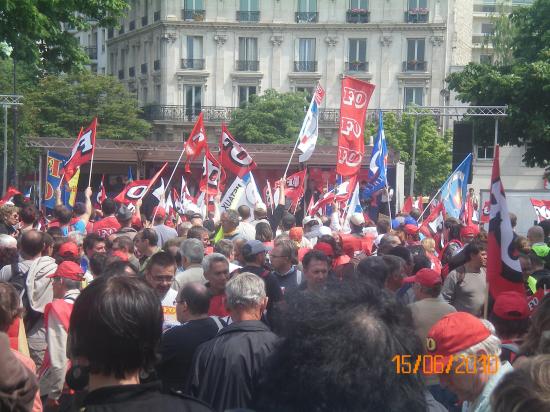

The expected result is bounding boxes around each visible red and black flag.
[114,163,167,205]
[487,145,523,298]
[218,124,256,178]
[63,118,97,182]
[184,112,207,173]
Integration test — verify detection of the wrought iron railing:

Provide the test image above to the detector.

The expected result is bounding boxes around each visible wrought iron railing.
[402,60,427,71]
[236,11,260,22]
[295,12,319,23]
[294,61,318,72]
[236,60,259,71]
[404,10,429,23]
[345,61,369,72]
[182,9,206,21]
[85,46,97,60]
[181,59,205,70]
[346,9,370,23]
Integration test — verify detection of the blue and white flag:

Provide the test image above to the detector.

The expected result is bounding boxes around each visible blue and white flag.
[297,83,325,162]
[439,153,473,219]
[362,112,388,199]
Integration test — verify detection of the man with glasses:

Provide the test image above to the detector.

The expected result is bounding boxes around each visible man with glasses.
[270,239,302,293]
[135,228,160,275]
[144,251,179,330]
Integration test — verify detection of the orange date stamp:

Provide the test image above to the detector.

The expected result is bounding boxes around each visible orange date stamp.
[391,354,500,375]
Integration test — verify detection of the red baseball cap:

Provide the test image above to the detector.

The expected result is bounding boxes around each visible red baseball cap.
[426,312,491,363]
[58,241,79,258]
[313,241,335,257]
[460,225,480,238]
[47,261,84,281]
[111,250,129,262]
[404,224,419,235]
[493,291,530,320]
[152,206,166,218]
[403,268,442,287]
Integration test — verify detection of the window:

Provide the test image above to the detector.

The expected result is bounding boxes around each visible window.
[408,0,427,9]
[477,146,494,159]
[238,37,258,70]
[480,54,493,64]
[142,87,148,103]
[238,86,257,106]
[184,0,203,10]
[186,36,203,59]
[238,0,260,21]
[404,87,423,107]
[348,39,367,62]
[155,84,161,103]
[296,86,314,100]
[481,23,495,34]
[184,85,202,119]
[298,0,317,12]
[240,0,259,11]
[350,0,368,8]
[407,39,425,61]
[295,39,317,71]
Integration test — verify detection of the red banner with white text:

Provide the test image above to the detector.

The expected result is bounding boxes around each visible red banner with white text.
[530,198,550,222]
[336,77,375,177]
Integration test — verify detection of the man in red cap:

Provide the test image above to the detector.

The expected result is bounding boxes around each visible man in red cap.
[427,312,513,412]
[152,206,177,248]
[404,224,421,246]
[39,261,83,409]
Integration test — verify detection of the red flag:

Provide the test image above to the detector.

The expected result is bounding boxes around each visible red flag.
[200,149,224,195]
[63,118,97,182]
[218,124,256,178]
[0,187,21,206]
[184,113,207,173]
[530,198,550,222]
[309,177,356,216]
[114,163,167,204]
[95,174,106,206]
[480,200,491,224]
[463,194,474,226]
[402,196,414,214]
[420,202,445,236]
[336,77,375,177]
[263,181,274,211]
[487,146,523,298]
[283,170,307,204]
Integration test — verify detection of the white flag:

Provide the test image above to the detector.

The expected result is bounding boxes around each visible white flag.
[152,178,165,201]
[297,84,325,163]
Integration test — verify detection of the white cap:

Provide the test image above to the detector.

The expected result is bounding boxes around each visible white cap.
[303,216,321,226]
[350,213,365,226]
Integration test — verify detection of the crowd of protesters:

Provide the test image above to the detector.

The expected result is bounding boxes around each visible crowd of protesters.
[0,180,549,412]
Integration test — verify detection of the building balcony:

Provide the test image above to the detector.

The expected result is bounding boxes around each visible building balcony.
[129,67,135,78]
[473,4,497,12]
[141,16,148,26]
[129,20,135,31]
[236,60,259,71]
[182,9,206,21]
[294,61,318,72]
[402,60,427,72]
[472,34,492,45]
[141,63,148,74]
[345,61,369,72]
[85,46,97,60]
[236,11,260,22]
[405,9,429,23]
[295,12,319,23]
[154,11,160,21]
[181,59,205,70]
[346,9,370,23]
[153,59,160,71]
[118,69,124,80]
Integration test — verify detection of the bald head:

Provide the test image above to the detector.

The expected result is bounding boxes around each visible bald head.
[21,230,45,258]
[178,281,210,315]
[378,234,401,255]
[527,226,545,244]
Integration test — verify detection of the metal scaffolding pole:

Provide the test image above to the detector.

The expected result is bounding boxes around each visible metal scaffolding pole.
[0,95,22,195]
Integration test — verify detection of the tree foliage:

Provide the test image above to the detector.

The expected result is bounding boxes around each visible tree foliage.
[367,113,451,195]
[448,0,550,168]
[229,89,311,144]
[22,72,151,141]
[0,0,129,72]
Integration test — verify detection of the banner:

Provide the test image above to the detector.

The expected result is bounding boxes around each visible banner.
[95,174,106,206]
[336,77,375,177]
[44,151,79,210]
[362,112,388,199]
[487,146,523,298]
[274,170,307,208]
[63,118,97,182]
[480,200,491,224]
[297,83,325,163]
[200,150,224,195]
[531,198,550,222]
[310,177,356,216]
[218,124,256,178]
[184,112,207,172]
[439,154,472,219]
[220,172,262,218]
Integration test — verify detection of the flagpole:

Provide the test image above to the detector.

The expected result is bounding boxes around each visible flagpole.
[418,187,443,223]
[151,149,185,222]
[87,147,95,187]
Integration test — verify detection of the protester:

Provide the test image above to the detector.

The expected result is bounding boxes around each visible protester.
[152,206,178,247]
[355,256,389,289]
[213,239,241,273]
[19,204,38,232]
[0,234,18,268]
[427,312,513,412]
[172,238,206,291]
[442,240,487,316]
[144,251,179,330]
[300,249,330,292]
[187,225,211,251]
[0,204,19,236]
[528,225,550,269]
[237,205,255,240]
[220,210,242,241]
[91,198,121,237]
[134,228,160,273]
[517,295,550,361]
[158,282,225,392]
[202,253,230,317]
[381,254,406,292]
[187,272,278,411]
[112,203,138,240]
[0,282,42,412]
[111,235,140,272]
[39,261,83,409]
[68,276,211,411]
[269,238,302,293]
[255,221,273,246]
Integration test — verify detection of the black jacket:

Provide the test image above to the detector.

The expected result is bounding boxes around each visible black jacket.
[80,381,211,412]
[187,320,279,412]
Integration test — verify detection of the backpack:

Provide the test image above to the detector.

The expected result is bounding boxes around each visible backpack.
[9,262,43,332]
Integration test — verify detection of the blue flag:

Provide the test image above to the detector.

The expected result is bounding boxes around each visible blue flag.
[362,111,388,199]
[439,153,472,219]
[128,166,134,182]
[44,151,75,210]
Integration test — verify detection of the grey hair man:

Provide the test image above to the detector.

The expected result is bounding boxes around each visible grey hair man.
[221,209,242,241]
[187,273,278,412]
[172,238,206,291]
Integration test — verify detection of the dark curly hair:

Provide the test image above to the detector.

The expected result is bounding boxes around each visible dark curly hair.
[255,281,426,411]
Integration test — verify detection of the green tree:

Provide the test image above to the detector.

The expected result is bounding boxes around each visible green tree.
[448,0,550,169]
[229,89,311,144]
[366,112,451,195]
[22,72,151,141]
[1,0,129,72]
[484,10,518,65]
